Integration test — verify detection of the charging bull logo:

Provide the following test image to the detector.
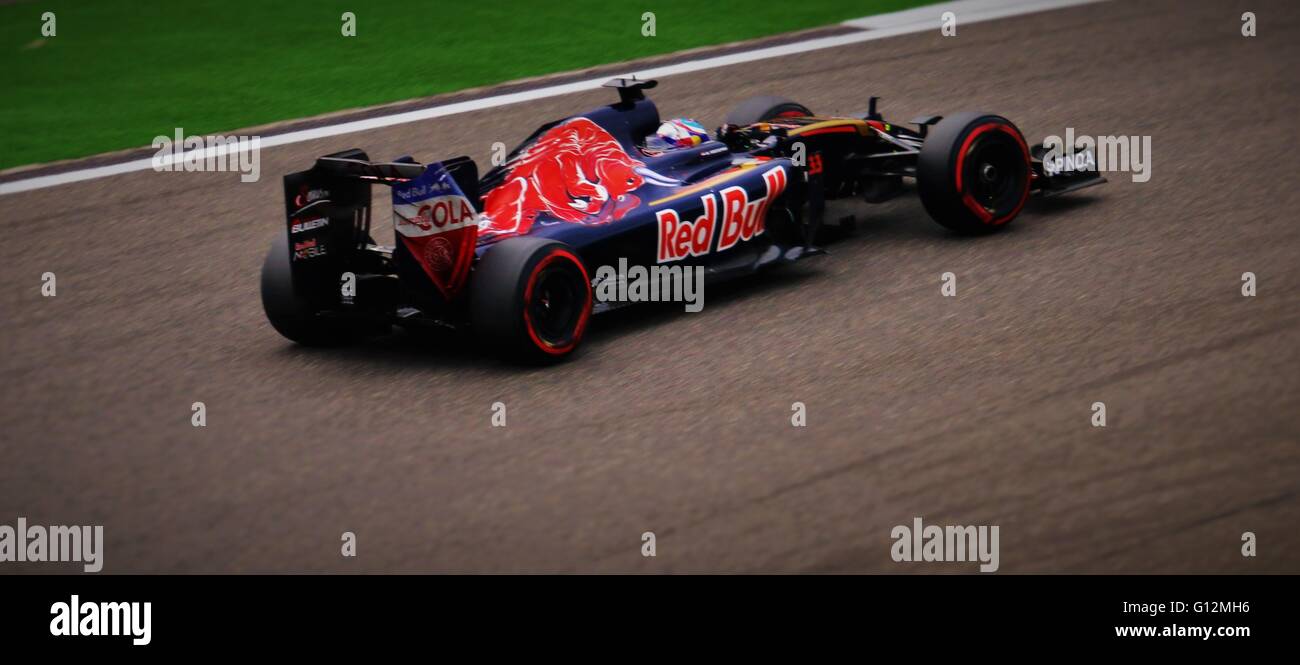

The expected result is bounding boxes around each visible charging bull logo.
[482,117,678,236]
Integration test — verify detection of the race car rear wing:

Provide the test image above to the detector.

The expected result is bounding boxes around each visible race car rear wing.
[283,150,481,242]
[280,150,377,310]
[280,149,483,310]
[314,155,426,183]
[305,151,480,198]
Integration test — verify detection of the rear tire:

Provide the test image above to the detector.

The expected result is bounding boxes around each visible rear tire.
[260,232,365,345]
[916,112,1031,234]
[470,237,592,362]
[726,95,814,126]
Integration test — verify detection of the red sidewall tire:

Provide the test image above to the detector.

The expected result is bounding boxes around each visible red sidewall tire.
[470,237,593,362]
[917,113,1031,234]
[522,249,592,358]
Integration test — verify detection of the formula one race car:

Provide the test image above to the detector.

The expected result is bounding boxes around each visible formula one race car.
[262,78,1103,360]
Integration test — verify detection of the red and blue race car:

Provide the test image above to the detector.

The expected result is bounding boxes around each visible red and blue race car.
[261,78,1103,361]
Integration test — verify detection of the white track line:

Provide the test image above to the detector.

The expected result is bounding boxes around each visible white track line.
[842,0,1105,30]
[0,0,1105,196]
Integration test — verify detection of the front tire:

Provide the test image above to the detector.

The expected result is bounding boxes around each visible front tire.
[917,112,1031,234]
[470,237,592,362]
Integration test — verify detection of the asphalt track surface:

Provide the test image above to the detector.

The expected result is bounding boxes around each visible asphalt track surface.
[2,0,1297,573]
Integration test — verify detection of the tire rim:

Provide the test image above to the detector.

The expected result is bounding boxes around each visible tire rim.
[954,122,1030,226]
[965,134,1026,215]
[523,251,590,354]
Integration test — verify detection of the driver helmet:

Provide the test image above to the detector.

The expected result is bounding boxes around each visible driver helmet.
[646,118,709,150]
